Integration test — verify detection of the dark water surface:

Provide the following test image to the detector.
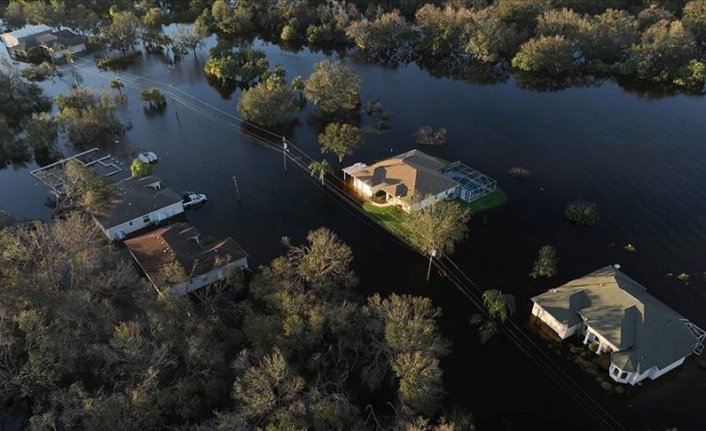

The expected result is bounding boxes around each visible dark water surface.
[1,35,705,430]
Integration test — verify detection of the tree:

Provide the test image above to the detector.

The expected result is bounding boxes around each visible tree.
[308,159,330,185]
[172,24,205,58]
[511,35,576,75]
[496,0,550,31]
[139,88,167,110]
[530,245,558,279]
[318,123,362,163]
[414,4,474,59]
[130,158,152,177]
[364,294,450,417]
[110,78,124,95]
[22,112,58,154]
[204,46,269,84]
[0,59,52,128]
[683,0,706,44]
[56,88,124,147]
[414,126,446,146]
[101,11,141,52]
[61,160,111,214]
[478,289,516,344]
[3,2,26,29]
[304,60,361,116]
[237,74,296,126]
[402,200,471,256]
[466,7,523,63]
[582,9,639,64]
[564,200,600,226]
[346,10,417,63]
[620,20,698,84]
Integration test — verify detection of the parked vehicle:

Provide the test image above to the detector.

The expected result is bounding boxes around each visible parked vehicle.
[181,192,207,208]
[138,151,158,163]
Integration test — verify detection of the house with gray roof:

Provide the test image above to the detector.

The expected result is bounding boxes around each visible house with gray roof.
[532,266,705,385]
[342,149,496,212]
[125,222,248,296]
[94,175,184,241]
[2,25,86,61]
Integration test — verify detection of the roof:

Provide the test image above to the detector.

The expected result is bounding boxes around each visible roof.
[2,25,51,43]
[93,175,182,229]
[532,266,698,373]
[125,222,248,290]
[348,150,458,202]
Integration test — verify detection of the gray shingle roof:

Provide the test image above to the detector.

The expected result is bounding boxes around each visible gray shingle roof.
[532,266,698,373]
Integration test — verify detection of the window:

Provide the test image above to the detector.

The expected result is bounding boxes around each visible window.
[143,215,150,223]
[612,367,619,377]
[620,372,628,380]
[129,221,133,226]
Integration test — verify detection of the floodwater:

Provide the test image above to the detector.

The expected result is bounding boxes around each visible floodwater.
[1,31,706,430]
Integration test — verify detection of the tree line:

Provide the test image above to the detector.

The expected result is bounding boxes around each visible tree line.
[0,214,477,430]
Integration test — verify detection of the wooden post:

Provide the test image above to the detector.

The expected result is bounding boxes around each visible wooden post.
[232,175,241,208]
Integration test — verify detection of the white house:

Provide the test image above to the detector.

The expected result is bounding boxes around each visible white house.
[532,266,705,385]
[343,150,496,213]
[125,222,249,297]
[93,175,184,241]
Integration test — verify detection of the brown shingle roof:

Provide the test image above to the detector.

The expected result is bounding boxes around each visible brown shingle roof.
[349,150,458,201]
[125,222,248,290]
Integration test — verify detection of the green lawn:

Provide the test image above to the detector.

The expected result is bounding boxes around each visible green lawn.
[362,187,508,241]
[457,187,508,213]
[362,203,413,238]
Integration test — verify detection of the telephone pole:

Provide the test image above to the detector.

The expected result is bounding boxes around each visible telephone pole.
[282,137,288,175]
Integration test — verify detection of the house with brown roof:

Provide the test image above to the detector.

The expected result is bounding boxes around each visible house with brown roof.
[532,266,705,385]
[343,150,496,212]
[125,222,249,296]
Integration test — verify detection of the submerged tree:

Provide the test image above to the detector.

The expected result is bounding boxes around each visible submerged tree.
[22,112,58,154]
[530,245,558,279]
[237,74,297,126]
[304,60,361,116]
[478,289,516,344]
[130,158,152,177]
[56,88,124,147]
[308,159,330,185]
[139,88,167,111]
[403,200,471,257]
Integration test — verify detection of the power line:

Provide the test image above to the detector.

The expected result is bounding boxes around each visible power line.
[67,58,624,430]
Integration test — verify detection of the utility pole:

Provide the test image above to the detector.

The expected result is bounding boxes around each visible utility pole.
[170,84,181,125]
[232,175,241,209]
[282,137,288,175]
[427,249,437,282]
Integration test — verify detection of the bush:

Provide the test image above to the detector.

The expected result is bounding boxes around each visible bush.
[130,158,152,176]
[508,166,531,178]
[565,200,600,226]
[96,51,142,71]
[21,62,56,81]
[530,245,558,279]
[281,24,297,41]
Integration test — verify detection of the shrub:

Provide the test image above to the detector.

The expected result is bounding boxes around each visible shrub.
[130,158,152,176]
[508,166,531,178]
[564,200,600,226]
[281,24,297,41]
[530,245,558,279]
[414,126,446,146]
[21,62,56,81]
[96,51,142,71]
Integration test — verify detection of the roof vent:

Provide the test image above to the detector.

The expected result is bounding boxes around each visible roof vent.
[613,264,621,269]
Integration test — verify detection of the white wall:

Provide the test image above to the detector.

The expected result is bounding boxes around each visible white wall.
[353,178,372,197]
[100,201,184,240]
[407,187,457,213]
[532,302,576,339]
[169,257,248,296]
[51,43,86,59]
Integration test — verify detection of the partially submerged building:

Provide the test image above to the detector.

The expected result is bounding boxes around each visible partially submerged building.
[125,222,249,296]
[94,175,184,241]
[532,266,705,385]
[2,24,86,61]
[343,150,496,212]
